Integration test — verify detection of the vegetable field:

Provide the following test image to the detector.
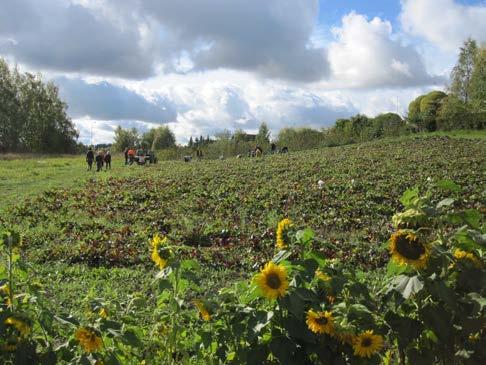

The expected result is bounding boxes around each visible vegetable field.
[1,136,485,364]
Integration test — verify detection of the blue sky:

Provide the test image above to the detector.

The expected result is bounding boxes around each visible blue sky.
[0,0,485,143]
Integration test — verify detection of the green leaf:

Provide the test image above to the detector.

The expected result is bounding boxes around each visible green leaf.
[437,179,461,193]
[120,329,141,347]
[272,250,292,264]
[400,187,419,207]
[463,209,481,229]
[436,198,455,209]
[385,311,423,348]
[389,275,424,299]
[295,228,315,246]
[53,315,79,327]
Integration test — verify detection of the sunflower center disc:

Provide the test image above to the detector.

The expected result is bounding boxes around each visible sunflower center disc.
[362,337,372,347]
[266,273,282,289]
[316,317,328,325]
[396,235,425,260]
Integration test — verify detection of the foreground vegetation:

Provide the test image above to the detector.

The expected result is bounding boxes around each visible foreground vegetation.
[0,136,485,364]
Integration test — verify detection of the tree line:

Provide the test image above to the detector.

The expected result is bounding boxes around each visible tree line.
[0,59,79,153]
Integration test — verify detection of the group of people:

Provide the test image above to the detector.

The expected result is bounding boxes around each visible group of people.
[86,148,111,171]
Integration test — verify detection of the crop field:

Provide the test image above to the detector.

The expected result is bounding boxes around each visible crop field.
[1,135,485,364]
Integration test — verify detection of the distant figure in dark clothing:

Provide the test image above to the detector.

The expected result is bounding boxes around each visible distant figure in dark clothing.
[280,146,288,154]
[124,148,129,165]
[95,151,103,172]
[104,151,112,170]
[271,143,276,154]
[86,148,94,171]
[196,149,203,161]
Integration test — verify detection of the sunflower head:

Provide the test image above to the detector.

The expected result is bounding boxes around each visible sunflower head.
[276,218,293,249]
[150,234,171,270]
[193,300,211,321]
[75,327,103,353]
[4,317,30,338]
[315,269,331,282]
[306,309,334,335]
[454,249,481,268]
[99,308,108,319]
[352,330,384,358]
[254,262,289,300]
[389,230,430,269]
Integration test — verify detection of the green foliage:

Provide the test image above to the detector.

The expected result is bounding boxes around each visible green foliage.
[256,122,271,149]
[112,126,140,152]
[469,46,486,107]
[141,126,176,150]
[0,58,78,153]
[449,38,479,103]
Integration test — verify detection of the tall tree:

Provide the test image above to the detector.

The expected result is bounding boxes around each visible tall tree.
[256,122,270,147]
[113,126,139,152]
[469,46,486,107]
[449,38,479,103]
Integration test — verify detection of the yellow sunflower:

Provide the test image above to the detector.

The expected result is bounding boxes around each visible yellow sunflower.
[0,284,12,307]
[389,230,430,269]
[315,270,331,282]
[99,308,108,319]
[306,310,334,335]
[150,234,169,270]
[254,262,289,300]
[193,300,211,321]
[454,249,481,267]
[353,330,384,358]
[4,317,30,337]
[276,218,293,249]
[75,327,103,353]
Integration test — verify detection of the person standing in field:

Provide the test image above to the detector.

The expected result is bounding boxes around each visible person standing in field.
[95,151,104,172]
[128,148,135,165]
[104,151,112,170]
[86,147,94,171]
[124,147,129,165]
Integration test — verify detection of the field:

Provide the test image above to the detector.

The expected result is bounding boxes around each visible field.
[1,135,485,364]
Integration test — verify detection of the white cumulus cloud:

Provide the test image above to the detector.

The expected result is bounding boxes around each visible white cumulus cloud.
[326,12,442,88]
[400,0,486,51]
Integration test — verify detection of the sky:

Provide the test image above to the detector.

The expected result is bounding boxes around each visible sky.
[0,0,485,144]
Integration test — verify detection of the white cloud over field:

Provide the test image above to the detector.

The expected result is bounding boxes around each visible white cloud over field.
[0,0,480,144]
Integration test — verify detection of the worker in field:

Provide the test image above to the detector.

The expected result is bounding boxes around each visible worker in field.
[86,147,94,171]
[104,151,112,170]
[124,147,129,165]
[95,151,104,172]
[127,148,135,165]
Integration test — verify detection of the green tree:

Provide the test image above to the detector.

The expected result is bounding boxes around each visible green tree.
[372,113,405,137]
[188,136,193,148]
[256,122,270,148]
[469,46,486,107]
[113,126,139,152]
[449,38,478,103]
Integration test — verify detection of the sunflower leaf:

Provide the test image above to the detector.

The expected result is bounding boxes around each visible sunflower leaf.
[388,275,424,299]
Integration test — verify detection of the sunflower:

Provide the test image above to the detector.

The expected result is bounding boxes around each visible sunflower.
[4,317,30,337]
[315,270,331,282]
[99,308,108,319]
[0,284,12,307]
[454,249,481,267]
[353,330,384,358]
[306,310,334,335]
[75,327,103,353]
[150,234,169,270]
[193,300,211,321]
[276,218,293,249]
[254,262,289,300]
[389,230,430,269]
